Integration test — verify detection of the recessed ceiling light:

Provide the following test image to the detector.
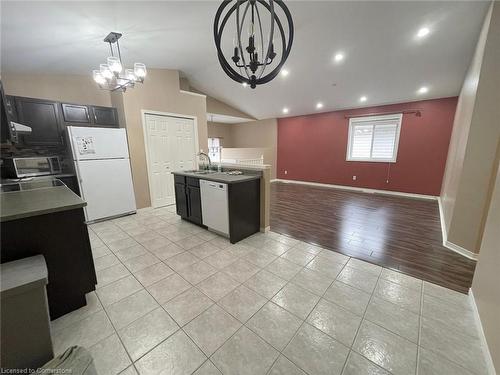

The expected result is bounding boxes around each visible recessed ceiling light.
[334,53,344,63]
[282,107,289,114]
[316,102,324,109]
[417,86,429,94]
[242,82,248,87]
[281,69,289,77]
[416,27,430,39]
[359,96,367,103]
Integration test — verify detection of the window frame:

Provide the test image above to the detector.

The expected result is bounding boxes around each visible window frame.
[208,137,222,163]
[346,113,403,163]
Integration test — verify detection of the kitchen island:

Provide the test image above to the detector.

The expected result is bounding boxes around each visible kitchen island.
[173,170,261,243]
[0,179,97,319]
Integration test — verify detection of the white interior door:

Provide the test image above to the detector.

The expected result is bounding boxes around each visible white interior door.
[144,113,196,208]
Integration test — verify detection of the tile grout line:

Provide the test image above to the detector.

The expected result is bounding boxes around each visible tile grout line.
[82,216,481,374]
[267,256,352,375]
[340,267,383,375]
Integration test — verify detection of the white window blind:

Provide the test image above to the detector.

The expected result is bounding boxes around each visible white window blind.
[347,114,402,162]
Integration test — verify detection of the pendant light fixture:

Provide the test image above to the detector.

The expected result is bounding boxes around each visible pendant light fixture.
[92,32,147,92]
[214,0,294,89]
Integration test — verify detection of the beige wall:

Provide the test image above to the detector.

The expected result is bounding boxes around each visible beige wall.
[207,122,233,147]
[472,147,500,372]
[206,94,253,120]
[2,73,112,106]
[230,118,278,179]
[115,69,208,208]
[207,118,277,178]
[441,2,500,253]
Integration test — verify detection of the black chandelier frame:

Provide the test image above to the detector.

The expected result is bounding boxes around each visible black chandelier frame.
[214,0,294,89]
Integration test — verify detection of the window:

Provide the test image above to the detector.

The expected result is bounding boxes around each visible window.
[346,113,402,162]
[208,137,221,163]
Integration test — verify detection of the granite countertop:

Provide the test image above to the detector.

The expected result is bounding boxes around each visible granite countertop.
[173,170,261,184]
[0,181,86,222]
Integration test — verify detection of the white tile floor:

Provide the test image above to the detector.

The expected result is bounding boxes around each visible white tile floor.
[50,206,488,375]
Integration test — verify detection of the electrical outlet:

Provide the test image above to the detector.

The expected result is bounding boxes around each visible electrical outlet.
[284,170,288,175]
[352,175,357,181]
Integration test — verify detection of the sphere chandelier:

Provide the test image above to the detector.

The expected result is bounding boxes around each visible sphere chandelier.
[214,0,294,89]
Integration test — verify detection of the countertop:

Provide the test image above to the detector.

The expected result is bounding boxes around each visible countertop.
[173,171,261,184]
[1,183,86,222]
[0,173,76,185]
[1,255,48,298]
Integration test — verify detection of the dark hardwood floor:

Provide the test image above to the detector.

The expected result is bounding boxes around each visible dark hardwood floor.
[270,182,476,293]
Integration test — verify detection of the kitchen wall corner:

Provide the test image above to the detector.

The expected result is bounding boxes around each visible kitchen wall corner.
[118,68,208,208]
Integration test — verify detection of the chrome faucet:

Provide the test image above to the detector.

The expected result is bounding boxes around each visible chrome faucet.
[197,151,212,170]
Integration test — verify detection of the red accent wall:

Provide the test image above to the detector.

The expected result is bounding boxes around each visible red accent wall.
[277,97,458,196]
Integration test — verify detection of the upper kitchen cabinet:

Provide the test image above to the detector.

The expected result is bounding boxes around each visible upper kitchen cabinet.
[90,106,119,127]
[61,103,91,125]
[62,103,119,128]
[14,97,64,147]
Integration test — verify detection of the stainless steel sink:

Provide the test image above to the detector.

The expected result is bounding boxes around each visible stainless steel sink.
[184,170,217,175]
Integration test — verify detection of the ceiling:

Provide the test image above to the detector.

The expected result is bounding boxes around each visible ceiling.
[1,1,490,120]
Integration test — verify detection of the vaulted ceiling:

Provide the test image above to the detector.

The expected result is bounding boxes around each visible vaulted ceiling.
[1,1,490,119]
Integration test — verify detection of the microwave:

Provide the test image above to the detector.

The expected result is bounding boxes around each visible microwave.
[2,156,62,178]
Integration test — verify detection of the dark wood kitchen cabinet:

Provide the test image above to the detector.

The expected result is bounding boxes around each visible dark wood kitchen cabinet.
[61,103,91,125]
[186,178,202,225]
[62,103,118,128]
[174,180,188,218]
[91,106,119,127]
[14,97,64,147]
[174,175,203,225]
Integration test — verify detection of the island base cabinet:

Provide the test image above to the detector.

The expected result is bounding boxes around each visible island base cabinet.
[173,174,261,244]
[174,175,204,226]
[187,185,202,225]
[174,182,188,218]
[228,179,260,243]
[0,208,97,320]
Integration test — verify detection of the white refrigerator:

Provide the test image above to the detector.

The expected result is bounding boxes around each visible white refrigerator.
[67,126,136,222]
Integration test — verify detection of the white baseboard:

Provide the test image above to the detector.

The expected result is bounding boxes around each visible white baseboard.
[270,179,279,183]
[469,289,497,375]
[445,240,478,260]
[272,178,438,201]
[437,198,478,261]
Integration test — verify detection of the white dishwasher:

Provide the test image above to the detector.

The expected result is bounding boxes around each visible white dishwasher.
[200,179,230,236]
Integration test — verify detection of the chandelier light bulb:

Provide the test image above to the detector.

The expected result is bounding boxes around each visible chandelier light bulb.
[107,56,122,73]
[100,64,113,80]
[134,63,147,78]
[93,70,106,85]
[125,69,136,81]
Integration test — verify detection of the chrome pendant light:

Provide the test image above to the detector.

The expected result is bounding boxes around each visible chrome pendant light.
[92,32,147,92]
[214,0,294,89]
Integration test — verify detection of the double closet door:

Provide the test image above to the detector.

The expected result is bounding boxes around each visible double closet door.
[144,113,197,208]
